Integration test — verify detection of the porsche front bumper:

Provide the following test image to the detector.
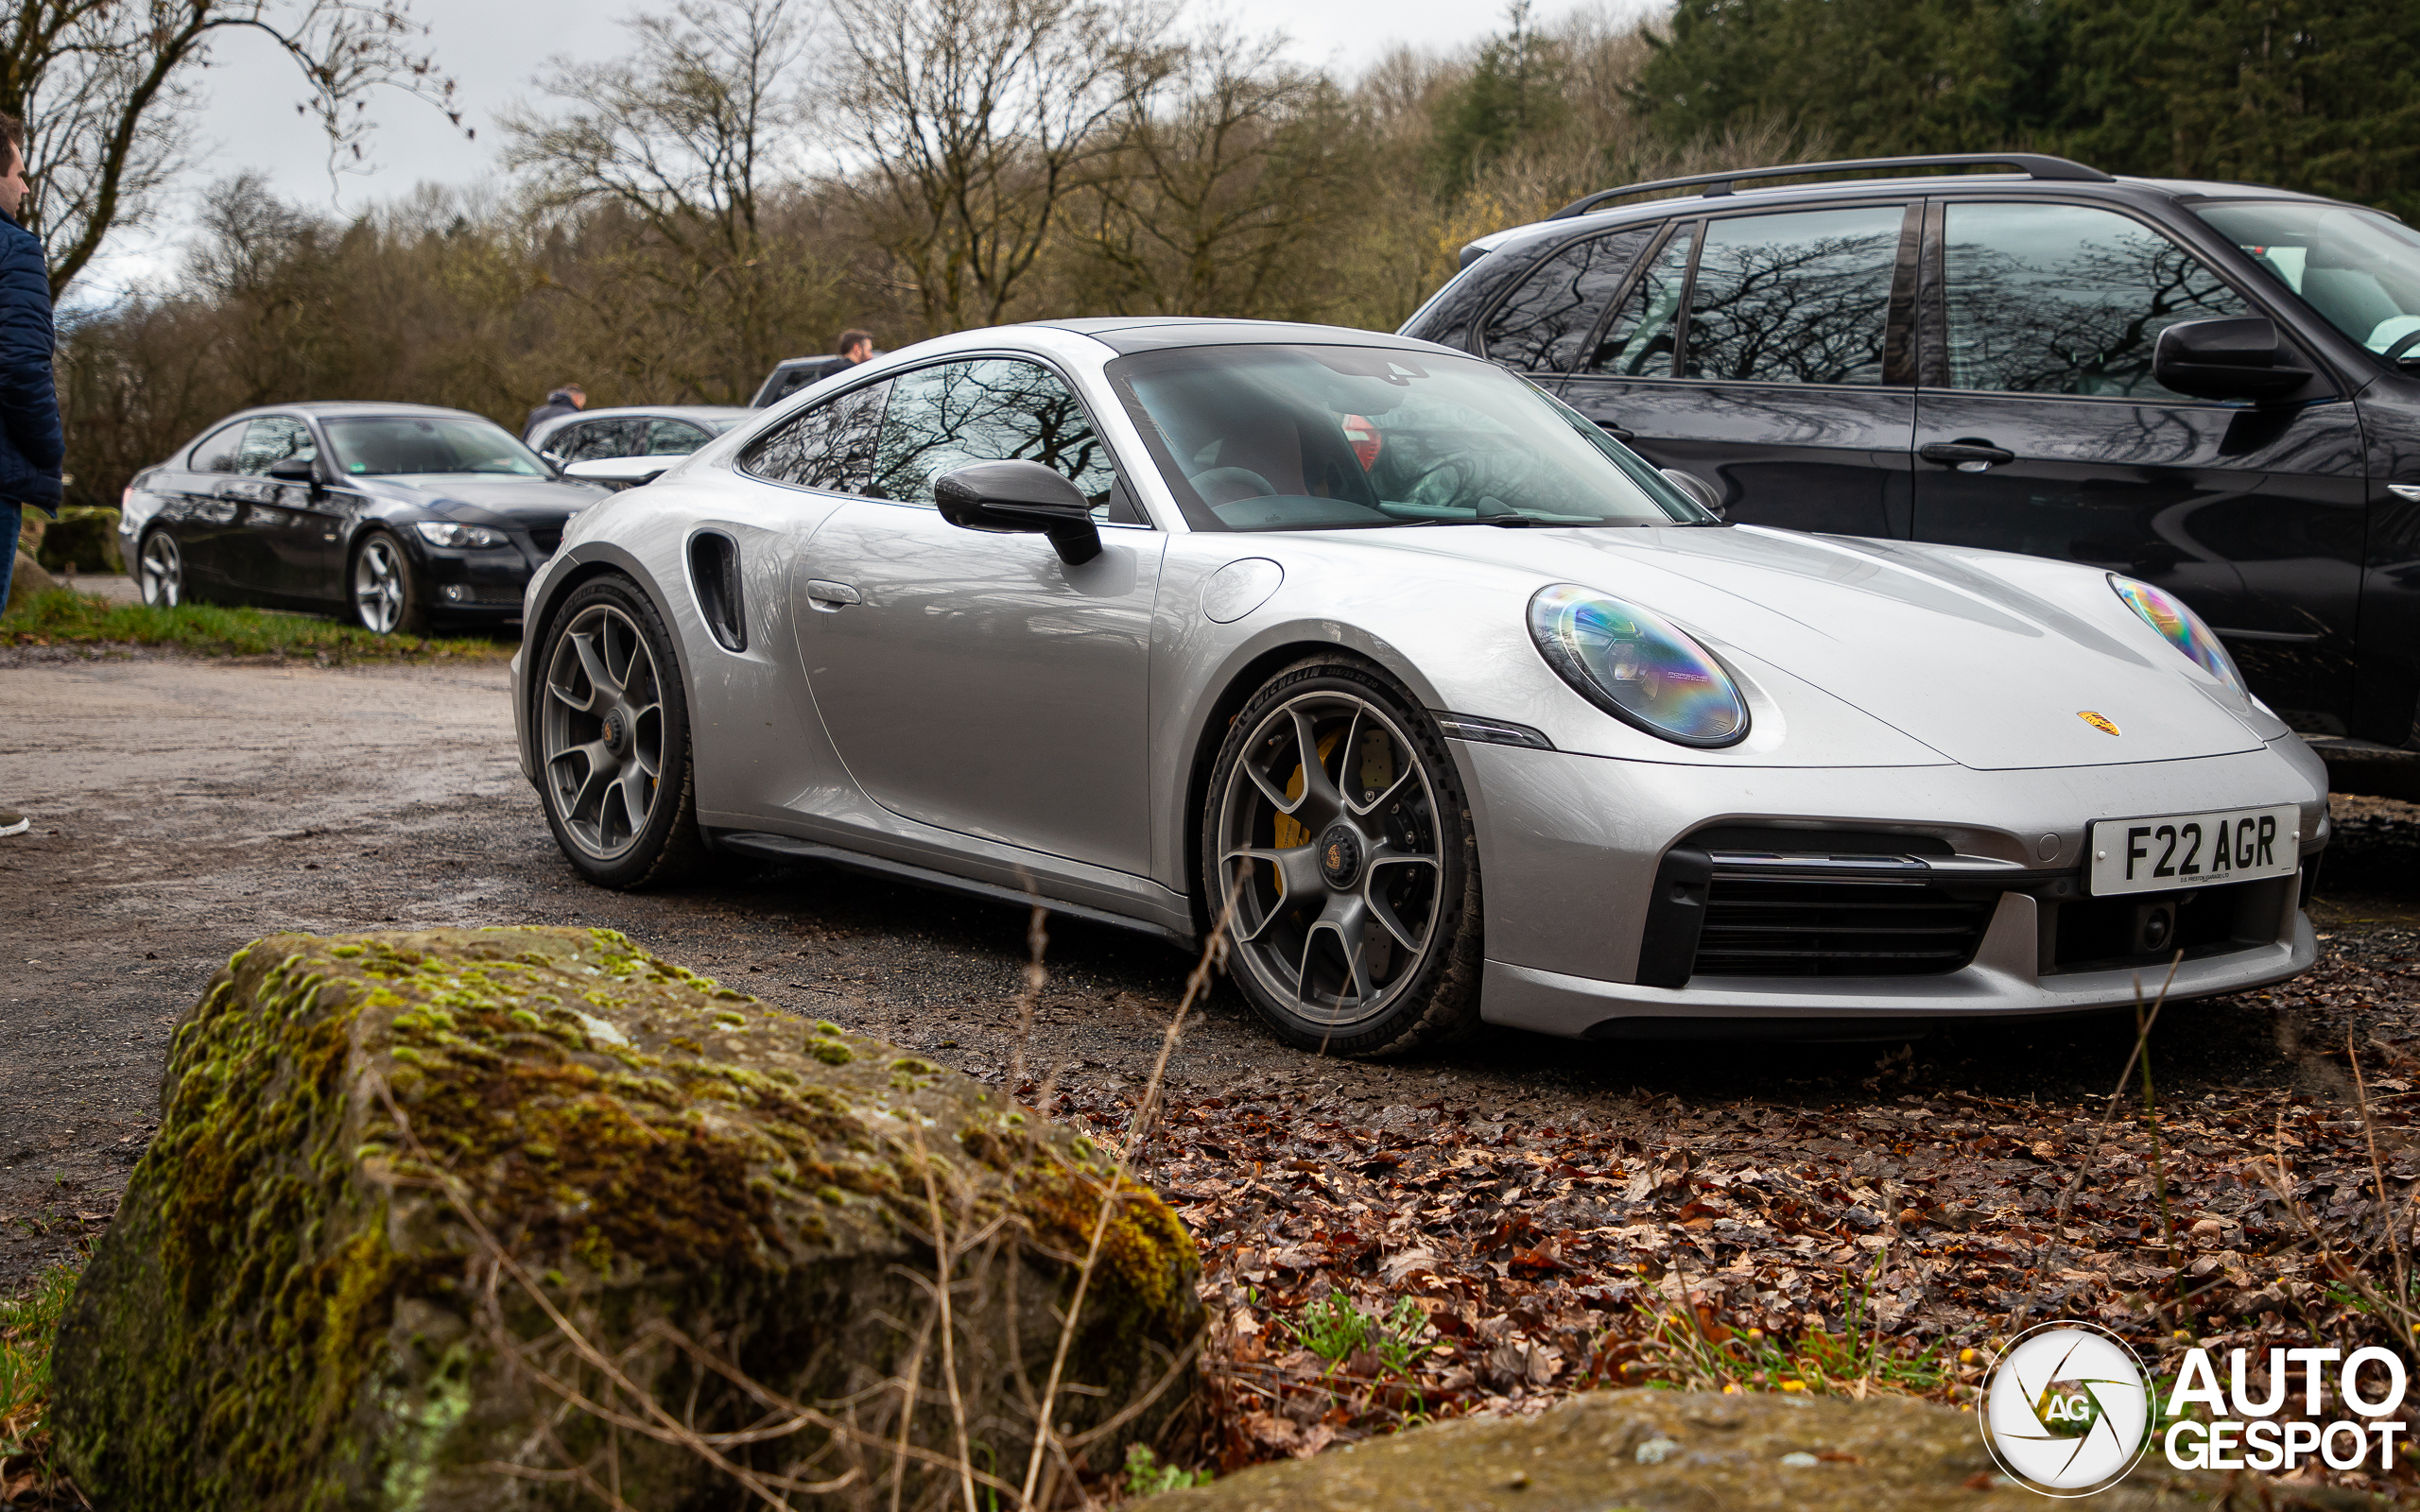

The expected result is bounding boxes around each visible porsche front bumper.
[1457,733,2328,1038]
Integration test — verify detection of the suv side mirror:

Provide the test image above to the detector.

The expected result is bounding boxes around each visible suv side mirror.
[2153,317,2313,402]
[934,460,1102,565]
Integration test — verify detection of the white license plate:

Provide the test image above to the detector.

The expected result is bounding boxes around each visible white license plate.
[2087,805,2301,896]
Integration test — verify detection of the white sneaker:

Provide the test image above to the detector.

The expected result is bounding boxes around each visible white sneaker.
[0,810,27,837]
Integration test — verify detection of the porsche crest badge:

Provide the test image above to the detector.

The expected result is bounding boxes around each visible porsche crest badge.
[2078,711,2120,737]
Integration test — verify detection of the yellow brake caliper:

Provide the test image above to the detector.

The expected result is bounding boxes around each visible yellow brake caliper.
[1269,729,1395,896]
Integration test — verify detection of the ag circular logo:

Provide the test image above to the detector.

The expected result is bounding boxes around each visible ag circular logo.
[1980,1322,2153,1496]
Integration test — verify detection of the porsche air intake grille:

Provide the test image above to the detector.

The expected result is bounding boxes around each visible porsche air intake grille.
[1690,875,1996,977]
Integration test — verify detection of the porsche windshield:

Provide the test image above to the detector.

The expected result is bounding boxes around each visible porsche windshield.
[2196,200,2420,359]
[321,416,551,477]
[1107,344,1713,531]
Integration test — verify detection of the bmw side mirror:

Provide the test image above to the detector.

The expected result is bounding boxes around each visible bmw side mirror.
[934,459,1102,565]
[2152,317,2313,402]
[564,455,670,490]
[266,456,322,497]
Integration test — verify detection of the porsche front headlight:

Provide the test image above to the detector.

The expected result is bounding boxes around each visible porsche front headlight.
[414,521,509,549]
[2109,576,2245,694]
[1528,584,1748,747]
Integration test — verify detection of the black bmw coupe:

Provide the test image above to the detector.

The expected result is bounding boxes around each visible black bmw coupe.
[117,402,607,634]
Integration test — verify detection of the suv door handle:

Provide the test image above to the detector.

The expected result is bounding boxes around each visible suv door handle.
[1596,421,1636,441]
[1919,440,2016,472]
[804,578,861,610]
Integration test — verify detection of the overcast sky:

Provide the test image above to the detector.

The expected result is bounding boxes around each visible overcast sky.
[76,0,1577,301]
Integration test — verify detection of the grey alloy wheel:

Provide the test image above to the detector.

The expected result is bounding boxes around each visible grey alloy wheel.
[1207,661,1481,1054]
[542,601,667,863]
[137,530,182,608]
[352,533,412,633]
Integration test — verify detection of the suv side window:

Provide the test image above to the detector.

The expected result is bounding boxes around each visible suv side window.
[1941,202,2250,399]
[739,380,890,492]
[869,358,1135,523]
[234,416,316,474]
[1684,206,1906,384]
[190,420,248,473]
[1481,228,1655,373]
[1582,225,1694,378]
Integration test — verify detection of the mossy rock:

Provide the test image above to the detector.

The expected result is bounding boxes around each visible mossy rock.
[34,506,120,573]
[52,926,1203,1510]
[1140,1390,2374,1511]
[5,549,52,616]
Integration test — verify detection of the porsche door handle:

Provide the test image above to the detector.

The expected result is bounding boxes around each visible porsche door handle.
[804,578,861,611]
[1919,440,2016,472]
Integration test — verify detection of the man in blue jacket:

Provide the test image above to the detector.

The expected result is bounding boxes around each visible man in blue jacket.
[0,110,65,839]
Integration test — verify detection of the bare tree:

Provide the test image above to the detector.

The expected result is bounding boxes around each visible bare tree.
[504,0,830,399]
[1066,31,1362,319]
[5,0,466,296]
[830,0,1176,332]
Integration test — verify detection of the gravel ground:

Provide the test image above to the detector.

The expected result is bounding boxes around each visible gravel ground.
[6,647,2420,1301]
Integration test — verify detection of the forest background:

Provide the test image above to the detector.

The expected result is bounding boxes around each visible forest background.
[45,0,2420,513]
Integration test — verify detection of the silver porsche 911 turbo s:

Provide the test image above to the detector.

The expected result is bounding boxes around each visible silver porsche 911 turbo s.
[510,318,2328,1056]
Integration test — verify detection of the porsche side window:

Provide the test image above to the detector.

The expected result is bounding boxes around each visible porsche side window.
[1942,202,2250,399]
[738,379,890,493]
[190,420,248,473]
[645,419,712,455]
[234,416,316,474]
[1480,227,1654,374]
[1581,224,1693,378]
[867,359,1130,522]
[1682,205,1905,385]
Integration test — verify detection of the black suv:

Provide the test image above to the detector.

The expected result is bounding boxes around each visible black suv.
[1399,152,2420,747]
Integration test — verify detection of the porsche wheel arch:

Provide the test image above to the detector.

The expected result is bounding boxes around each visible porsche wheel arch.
[1176,630,1452,941]
[526,544,697,735]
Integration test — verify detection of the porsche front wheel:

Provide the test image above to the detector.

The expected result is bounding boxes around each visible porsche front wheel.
[1203,658,1483,1056]
[536,576,700,888]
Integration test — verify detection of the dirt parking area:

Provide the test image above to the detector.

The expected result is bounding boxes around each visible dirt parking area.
[9,646,2420,1490]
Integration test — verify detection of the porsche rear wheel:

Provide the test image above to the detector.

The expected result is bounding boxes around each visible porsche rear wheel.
[536,576,700,889]
[1203,657,1483,1056]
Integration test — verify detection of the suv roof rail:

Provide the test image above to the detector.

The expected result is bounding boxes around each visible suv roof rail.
[1547,153,2115,220]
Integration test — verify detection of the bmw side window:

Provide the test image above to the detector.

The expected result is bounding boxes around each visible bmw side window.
[190,421,247,473]
[645,419,712,455]
[1480,227,1654,374]
[738,379,890,493]
[1941,203,2250,399]
[1682,206,1906,384]
[868,358,1134,523]
[1582,224,1694,377]
[233,417,315,474]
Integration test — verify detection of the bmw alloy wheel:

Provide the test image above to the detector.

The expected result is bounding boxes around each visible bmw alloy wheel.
[137,531,182,608]
[1209,666,1479,1051]
[352,535,409,633]
[542,602,667,863]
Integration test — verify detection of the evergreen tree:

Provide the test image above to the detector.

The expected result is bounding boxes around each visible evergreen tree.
[1433,2,1572,195]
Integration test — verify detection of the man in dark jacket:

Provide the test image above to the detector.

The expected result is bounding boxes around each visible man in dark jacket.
[804,330,875,384]
[524,384,584,439]
[0,110,63,840]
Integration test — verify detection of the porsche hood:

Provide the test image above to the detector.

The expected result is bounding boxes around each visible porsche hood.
[1378,524,2271,771]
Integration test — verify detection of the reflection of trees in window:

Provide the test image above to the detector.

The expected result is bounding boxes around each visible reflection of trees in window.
[870,359,1118,507]
[1481,228,1652,373]
[1583,226,1693,378]
[1683,208,1901,385]
[236,417,316,474]
[1944,206,2248,399]
[740,381,890,491]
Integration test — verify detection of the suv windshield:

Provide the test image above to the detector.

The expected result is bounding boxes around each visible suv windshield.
[1107,344,1711,531]
[321,416,552,477]
[2197,200,2420,359]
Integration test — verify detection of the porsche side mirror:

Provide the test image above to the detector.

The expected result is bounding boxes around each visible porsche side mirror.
[564,455,671,490]
[934,459,1101,566]
[2153,317,2313,402]
[1659,467,1724,519]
